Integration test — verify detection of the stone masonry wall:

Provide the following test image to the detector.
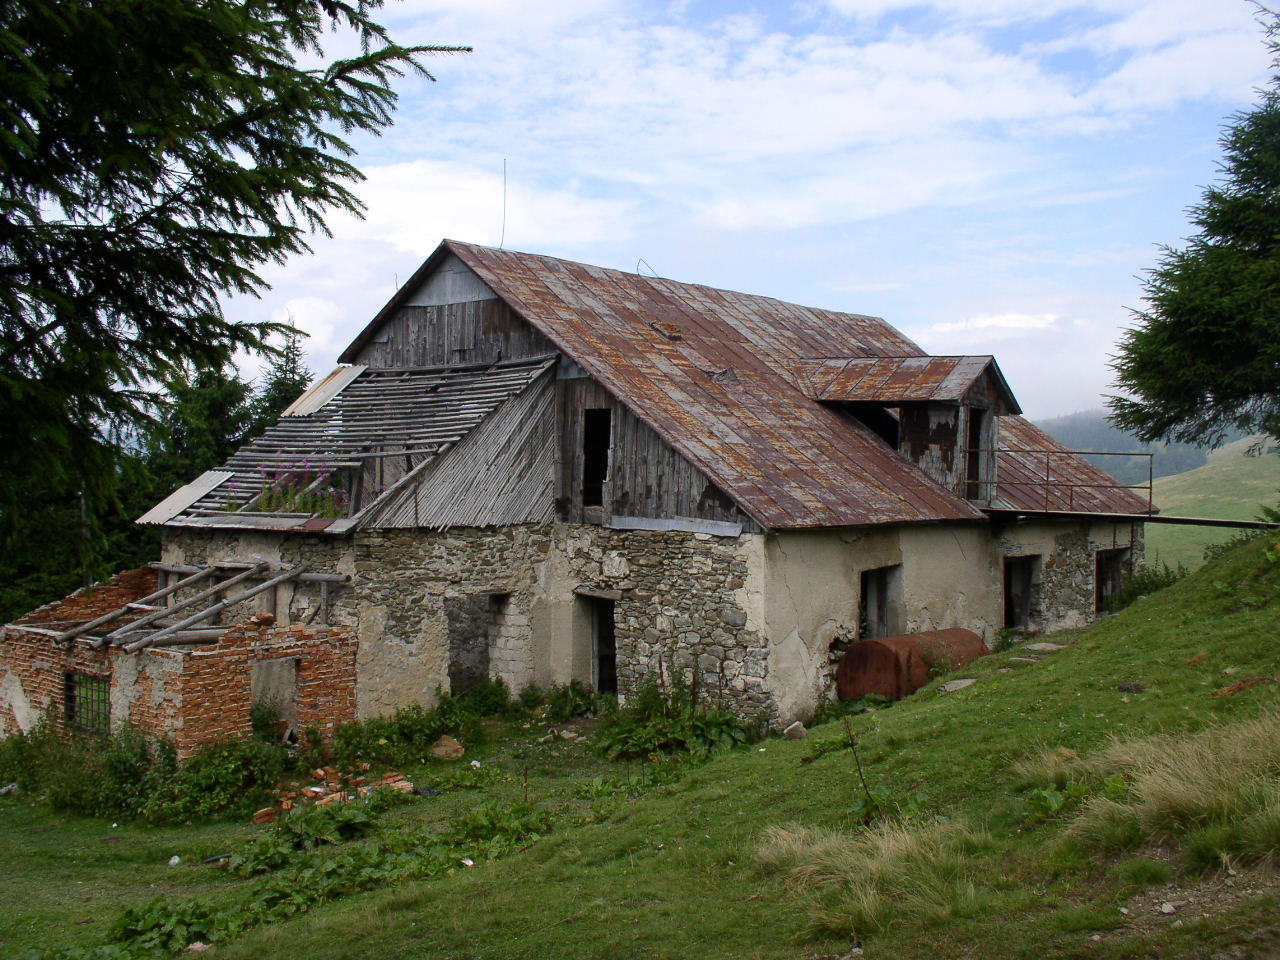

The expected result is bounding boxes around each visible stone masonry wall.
[997,520,1144,633]
[163,524,776,721]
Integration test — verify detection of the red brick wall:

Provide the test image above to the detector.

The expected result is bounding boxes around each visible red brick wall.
[171,618,358,759]
[0,628,112,735]
[2,572,358,759]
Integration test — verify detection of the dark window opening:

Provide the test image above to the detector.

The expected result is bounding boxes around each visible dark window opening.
[860,564,902,639]
[64,672,109,734]
[589,596,617,694]
[1096,548,1129,613]
[582,408,612,507]
[965,407,988,500]
[1004,556,1039,629]
[844,403,899,448]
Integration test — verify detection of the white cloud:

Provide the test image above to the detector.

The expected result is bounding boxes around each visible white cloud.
[919,311,1060,338]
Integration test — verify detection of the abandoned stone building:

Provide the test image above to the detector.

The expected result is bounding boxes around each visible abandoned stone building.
[1,240,1152,751]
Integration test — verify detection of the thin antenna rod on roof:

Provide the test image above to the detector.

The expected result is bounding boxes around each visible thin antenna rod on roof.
[636,257,658,277]
[500,158,507,249]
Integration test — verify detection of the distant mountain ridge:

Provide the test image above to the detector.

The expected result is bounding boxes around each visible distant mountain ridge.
[1032,409,1246,485]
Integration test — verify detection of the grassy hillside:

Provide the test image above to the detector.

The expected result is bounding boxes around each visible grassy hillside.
[1146,441,1280,570]
[5,535,1279,960]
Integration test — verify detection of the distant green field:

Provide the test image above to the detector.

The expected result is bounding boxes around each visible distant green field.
[1146,437,1280,570]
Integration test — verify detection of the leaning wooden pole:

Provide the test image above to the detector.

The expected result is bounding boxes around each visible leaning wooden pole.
[122,565,307,653]
[95,563,268,648]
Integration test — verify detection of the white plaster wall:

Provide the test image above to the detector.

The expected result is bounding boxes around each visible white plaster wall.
[754,524,1003,724]
[899,525,1002,640]
[1,669,36,731]
[752,528,901,725]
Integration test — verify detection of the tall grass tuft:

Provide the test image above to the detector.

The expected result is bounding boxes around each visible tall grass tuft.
[1065,710,1280,868]
[758,819,992,937]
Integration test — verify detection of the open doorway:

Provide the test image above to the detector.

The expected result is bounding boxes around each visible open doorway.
[445,593,510,695]
[580,595,617,694]
[1095,548,1129,613]
[860,564,903,639]
[1003,555,1039,629]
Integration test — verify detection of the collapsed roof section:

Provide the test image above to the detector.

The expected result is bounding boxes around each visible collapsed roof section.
[12,562,349,654]
[140,355,556,533]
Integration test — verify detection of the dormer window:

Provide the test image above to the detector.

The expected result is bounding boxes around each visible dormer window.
[793,355,1018,504]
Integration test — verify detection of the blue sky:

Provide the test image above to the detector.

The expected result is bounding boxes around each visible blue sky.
[235,0,1272,420]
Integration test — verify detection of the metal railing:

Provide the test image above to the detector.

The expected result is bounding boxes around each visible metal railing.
[988,447,1155,514]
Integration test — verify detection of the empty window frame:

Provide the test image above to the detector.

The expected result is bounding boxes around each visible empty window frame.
[1095,548,1129,614]
[965,407,989,500]
[1003,555,1039,629]
[581,408,612,508]
[64,671,109,734]
[860,564,903,639]
[843,403,899,449]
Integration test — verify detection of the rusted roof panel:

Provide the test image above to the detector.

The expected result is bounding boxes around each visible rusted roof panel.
[446,242,983,529]
[996,417,1155,515]
[794,355,1020,412]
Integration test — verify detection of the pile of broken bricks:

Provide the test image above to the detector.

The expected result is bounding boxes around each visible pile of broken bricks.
[253,765,415,824]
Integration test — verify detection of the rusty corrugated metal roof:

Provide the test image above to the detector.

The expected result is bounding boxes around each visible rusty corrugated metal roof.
[444,242,983,529]
[996,416,1154,515]
[793,355,1020,413]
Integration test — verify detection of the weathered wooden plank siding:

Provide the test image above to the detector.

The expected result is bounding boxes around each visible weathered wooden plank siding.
[361,371,557,529]
[352,299,556,369]
[557,378,759,530]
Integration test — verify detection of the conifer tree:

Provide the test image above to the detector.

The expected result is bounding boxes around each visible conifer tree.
[0,0,465,613]
[254,324,315,429]
[1110,14,1280,447]
[0,0,465,532]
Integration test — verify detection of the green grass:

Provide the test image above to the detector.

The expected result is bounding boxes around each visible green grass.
[5,534,1280,960]
[1146,439,1280,569]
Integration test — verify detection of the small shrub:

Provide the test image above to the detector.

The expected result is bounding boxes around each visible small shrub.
[144,737,290,823]
[543,679,610,723]
[1114,560,1188,610]
[457,676,513,717]
[231,801,380,876]
[593,673,754,761]
[250,700,284,740]
[450,800,553,850]
[332,696,482,767]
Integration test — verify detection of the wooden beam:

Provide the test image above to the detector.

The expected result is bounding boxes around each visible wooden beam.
[58,565,217,646]
[97,563,268,647]
[151,561,349,583]
[123,565,308,652]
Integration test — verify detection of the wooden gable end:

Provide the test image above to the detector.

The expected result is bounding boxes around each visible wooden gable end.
[349,252,555,369]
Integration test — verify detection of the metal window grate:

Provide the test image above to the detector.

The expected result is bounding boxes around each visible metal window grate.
[64,672,110,734]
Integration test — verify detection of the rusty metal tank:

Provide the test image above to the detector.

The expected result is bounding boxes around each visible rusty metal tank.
[835,628,988,701]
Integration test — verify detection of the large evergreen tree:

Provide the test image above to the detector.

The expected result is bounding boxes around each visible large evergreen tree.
[0,0,465,534]
[0,0,464,614]
[1110,15,1280,447]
